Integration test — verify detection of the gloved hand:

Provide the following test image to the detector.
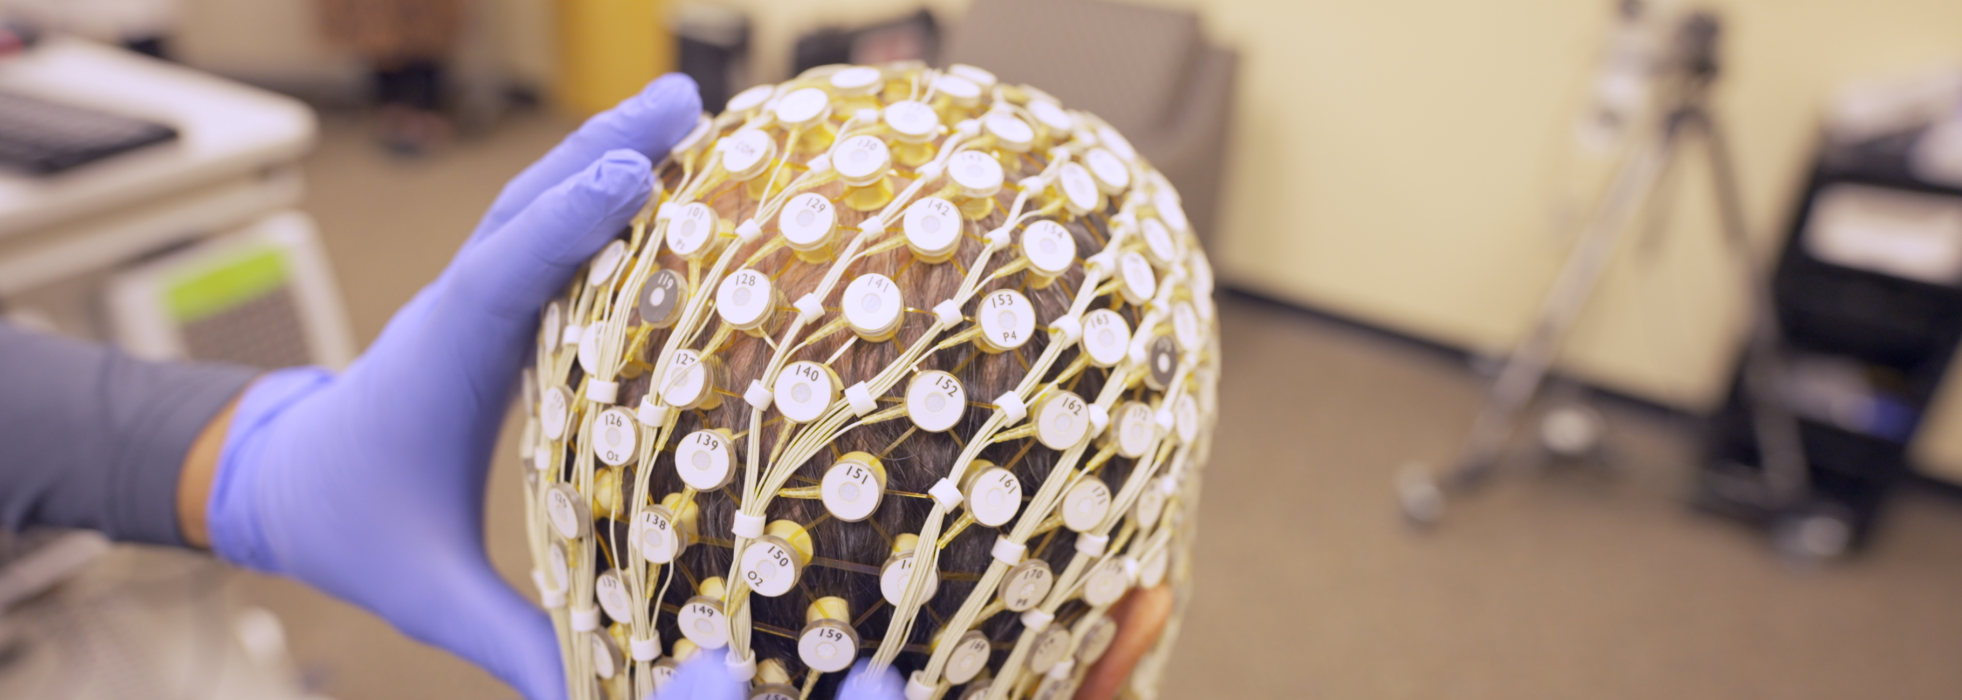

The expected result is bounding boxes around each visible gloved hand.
[205,74,702,700]
[654,653,906,700]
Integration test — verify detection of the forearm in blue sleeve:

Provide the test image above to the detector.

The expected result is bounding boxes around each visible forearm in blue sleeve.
[0,323,257,546]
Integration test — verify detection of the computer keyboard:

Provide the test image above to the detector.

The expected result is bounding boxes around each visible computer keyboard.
[0,90,176,175]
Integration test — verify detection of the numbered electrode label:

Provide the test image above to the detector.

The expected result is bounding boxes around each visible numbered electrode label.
[640,269,686,328]
[1096,125,1139,163]
[577,323,602,374]
[667,203,720,257]
[1118,251,1157,304]
[591,407,639,466]
[821,456,885,522]
[595,569,633,623]
[727,84,774,113]
[717,269,777,332]
[833,134,891,186]
[933,75,982,106]
[1028,99,1074,135]
[1058,162,1102,215]
[773,361,837,423]
[976,289,1036,352]
[1080,310,1132,367]
[945,630,993,684]
[591,632,624,679]
[842,273,904,339]
[879,552,939,605]
[674,429,736,490]
[1028,626,1073,673]
[1146,336,1179,390]
[1083,560,1130,606]
[1110,401,1157,458]
[587,239,628,286]
[739,536,804,597]
[1000,558,1055,612]
[1084,147,1131,194]
[677,597,729,648]
[1062,477,1112,532]
[1141,218,1178,268]
[1174,393,1200,444]
[964,467,1023,527]
[1021,220,1076,277]
[1171,301,1201,353]
[779,193,837,250]
[633,506,685,563]
[950,150,1004,198]
[1077,615,1117,664]
[774,87,831,127]
[719,129,776,181]
[1140,547,1169,588]
[546,483,591,540]
[906,370,967,432]
[541,386,572,441]
[649,659,679,690]
[1134,479,1168,531]
[985,112,1035,152]
[885,100,939,142]
[1033,391,1091,450]
[829,65,882,95]
[903,197,962,260]
[798,620,860,673]
[660,350,716,410]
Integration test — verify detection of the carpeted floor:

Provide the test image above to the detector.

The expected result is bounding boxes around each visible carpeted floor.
[235,110,1962,700]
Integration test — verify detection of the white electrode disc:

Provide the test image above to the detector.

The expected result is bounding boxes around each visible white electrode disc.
[587,239,628,286]
[1033,391,1091,450]
[773,361,837,423]
[1028,626,1073,674]
[1027,100,1074,135]
[1083,560,1129,606]
[1140,547,1169,588]
[592,632,623,679]
[976,289,1036,352]
[752,685,797,700]
[1096,125,1138,163]
[1057,162,1102,215]
[798,620,860,673]
[821,457,885,522]
[1000,558,1054,612]
[1146,335,1179,390]
[1134,479,1167,531]
[633,506,685,563]
[667,202,720,258]
[945,630,992,684]
[829,65,882,95]
[1077,614,1117,664]
[546,482,591,540]
[1032,676,1075,700]
[577,323,602,374]
[677,597,729,648]
[1154,189,1189,233]
[879,552,939,606]
[649,660,678,691]
[1080,310,1131,367]
[964,468,1022,527]
[1171,301,1201,353]
[719,129,776,180]
[716,268,776,330]
[1020,220,1076,277]
[985,112,1034,152]
[1118,251,1157,304]
[842,273,904,339]
[739,535,804,597]
[592,406,639,466]
[640,269,686,328]
[906,370,967,432]
[1140,218,1177,269]
[1084,147,1131,194]
[958,681,992,700]
[948,64,997,87]
[949,150,1004,198]
[833,134,891,187]
[1062,477,1112,533]
[660,349,715,409]
[774,87,831,127]
[902,197,962,259]
[885,100,939,143]
[541,386,572,441]
[1111,401,1157,458]
[779,193,837,250]
[674,429,736,490]
[547,542,571,592]
[728,84,774,113]
[933,75,982,105]
[1174,393,1200,444]
[595,569,633,623]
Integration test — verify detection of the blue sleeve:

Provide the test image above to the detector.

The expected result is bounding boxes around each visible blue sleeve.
[0,322,257,546]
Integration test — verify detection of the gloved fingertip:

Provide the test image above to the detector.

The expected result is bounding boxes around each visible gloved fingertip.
[838,660,908,700]
[589,148,655,192]
[635,72,702,109]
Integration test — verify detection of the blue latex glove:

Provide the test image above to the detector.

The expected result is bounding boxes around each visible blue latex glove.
[205,74,701,700]
[654,653,906,700]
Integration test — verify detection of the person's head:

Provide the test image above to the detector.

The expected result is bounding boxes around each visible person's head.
[527,62,1218,700]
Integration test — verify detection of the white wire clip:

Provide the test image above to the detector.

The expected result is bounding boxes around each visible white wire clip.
[725,648,757,682]
[732,511,766,540]
[1047,658,1075,680]
[806,152,832,174]
[904,672,937,700]
[1087,404,1110,437]
[929,478,964,510]
[844,382,878,416]
[588,379,619,405]
[984,226,1011,248]
[735,218,763,244]
[1155,407,1176,432]
[795,293,825,323]
[932,300,964,327]
[1074,533,1109,557]
[560,323,583,347]
[1050,314,1082,346]
[636,395,669,426]
[744,380,774,412]
[1020,608,1054,632]
[995,391,1027,424]
[1085,252,1116,277]
[859,218,887,237]
[991,537,1027,566]
[656,202,678,221]
[631,633,661,661]
[571,605,600,632]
